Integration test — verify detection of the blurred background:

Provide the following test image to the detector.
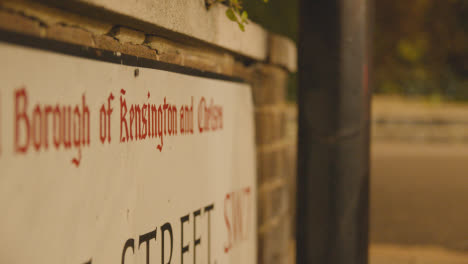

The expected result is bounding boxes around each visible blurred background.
[245,0,468,262]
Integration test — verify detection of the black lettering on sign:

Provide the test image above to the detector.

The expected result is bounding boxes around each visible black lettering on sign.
[193,209,201,264]
[121,238,134,264]
[204,204,215,264]
[161,222,173,264]
[139,228,157,264]
[180,214,190,264]
[118,202,216,264]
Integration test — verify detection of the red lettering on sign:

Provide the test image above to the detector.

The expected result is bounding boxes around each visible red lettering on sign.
[14,87,90,166]
[198,97,223,134]
[224,186,252,253]
[119,90,183,152]
[8,89,226,165]
[180,97,194,135]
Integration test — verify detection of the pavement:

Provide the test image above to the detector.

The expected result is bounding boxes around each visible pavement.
[370,142,468,263]
[370,244,468,264]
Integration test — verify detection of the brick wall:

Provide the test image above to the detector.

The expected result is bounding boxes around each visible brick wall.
[250,65,297,264]
[0,1,297,262]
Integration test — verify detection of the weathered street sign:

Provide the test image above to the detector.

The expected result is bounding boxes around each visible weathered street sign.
[0,41,256,264]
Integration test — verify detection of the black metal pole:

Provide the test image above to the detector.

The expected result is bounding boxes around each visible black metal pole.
[296,0,371,263]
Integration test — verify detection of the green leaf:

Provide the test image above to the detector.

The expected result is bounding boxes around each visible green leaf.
[231,0,241,9]
[238,22,245,32]
[241,10,248,22]
[226,8,238,22]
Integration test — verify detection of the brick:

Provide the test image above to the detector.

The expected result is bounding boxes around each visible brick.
[283,146,297,211]
[146,35,182,55]
[280,109,288,141]
[283,144,297,182]
[47,24,95,47]
[250,65,287,106]
[258,231,283,264]
[258,185,288,227]
[288,240,296,264]
[257,150,273,184]
[269,184,289,219]
[275,112,284,143]
[257,232,265,264]
[256,110,279,145]
[268,33,297,72]
[282,145,297,235]
[67,0,269,60]
[2,0,112,35]
[255,109,285,146]
[146,36,185,68]
[147,35,235,75]
[232,60,252,80]
[120,42,159,61]
[110,26,146,45]
[183,52,219,72]
[259,183,289,229]
[157,52,184,66]
[219,53,235,76]
[285,104,298,140]
[257,149,283,185]
[258,217,291,264]
[183,49,234,75]
[94,34,159,61]
[255,111,269,145]
[94,34,121,52]
[274,149,285,181]
[184,52,234,75]
[0,10,43,37]
[258,191,269,227]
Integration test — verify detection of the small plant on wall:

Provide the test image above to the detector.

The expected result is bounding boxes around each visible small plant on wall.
[206,0,268,31]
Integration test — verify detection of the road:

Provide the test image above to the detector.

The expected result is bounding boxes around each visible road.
[370,142,468,252]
